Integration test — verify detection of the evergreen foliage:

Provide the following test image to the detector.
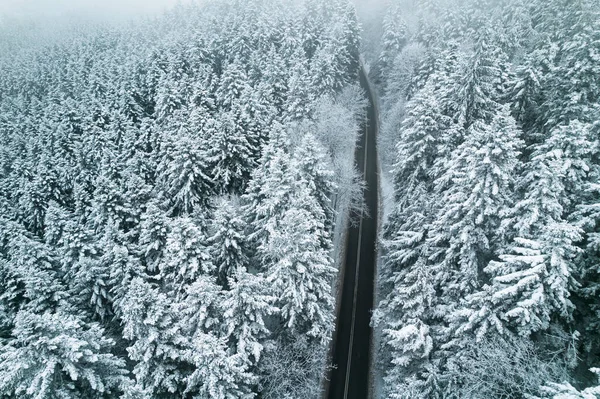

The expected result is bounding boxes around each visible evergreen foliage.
[374,0,600,397]
[0,0,362,396]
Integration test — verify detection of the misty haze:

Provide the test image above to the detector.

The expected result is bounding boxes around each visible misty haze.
[0,0,599,399]
[0,0,182,20]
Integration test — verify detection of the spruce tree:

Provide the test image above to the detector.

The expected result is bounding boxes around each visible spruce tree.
[0,310,129,398]
[208,196,249,289]
[156,125,213,216]
[263,184,336,343]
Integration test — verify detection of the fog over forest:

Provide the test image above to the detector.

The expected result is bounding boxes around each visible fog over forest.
[0,0,184,20]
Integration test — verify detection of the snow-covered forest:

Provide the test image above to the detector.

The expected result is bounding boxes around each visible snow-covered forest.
[371,0,600,397]
[3,0,600,397]
[0,0,366,397]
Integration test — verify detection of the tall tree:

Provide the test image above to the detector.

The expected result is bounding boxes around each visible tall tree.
[0,310,129,399]
[208,196,249,289]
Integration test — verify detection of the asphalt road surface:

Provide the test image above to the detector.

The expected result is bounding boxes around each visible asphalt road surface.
[327,66,379,399]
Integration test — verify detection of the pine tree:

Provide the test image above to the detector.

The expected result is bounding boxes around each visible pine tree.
[206,106,256,195]
[451,120,590,342]
[477,157,584,338]
[372,254,435,396]
[536,0,600,129]
[259,46,288,110]
[54,214,117,321]
[510,59,543,134]
[492,121,589,335]
[451,38,503,127]
[16,154,59,237]
[482,234,576,335]
[0,220,67,316]
[392,80,459,202]
[160,215,213,294]
[310,44,344,97]
[208,196,249,288]
[285,49,314,121]
[379,2,408,83]
[121,276,246,398]
[245,127,336,343]
[154,75,187,125]
[262,185,336,343]
[121,278,190,396]
[156,125,213,216]
[138,200,170,273]
[215,58,250,111]
[0,310,129,398]
[430,105,523,302]
[176,275,257,399]
[101,223,144,319]
[221,268,277,367]
[243,123,295,263]
[291,131,336,237]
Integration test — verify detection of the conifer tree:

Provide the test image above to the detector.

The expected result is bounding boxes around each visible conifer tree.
[221,268,277,368]
[121,277,254,398]
[379,2,408,83]
[263,185,336,343]
[451,38,503,127]
[285,49,314,121]
[0,221,67,316]
[215,58,250,111]
[292,131,336,236]
[160,215,213,294]
[138,200,170,273]
[392,80,458,202]
[243,123,295,262]
[430,105,523,300]
[0,310,129,399]
[156,125,213,216]
[372,254,436,397]
[208,196,249,288]
[206,105,257,195]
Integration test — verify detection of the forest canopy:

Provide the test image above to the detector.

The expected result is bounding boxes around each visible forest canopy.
[0,0,364,397]
[372,0,600,397]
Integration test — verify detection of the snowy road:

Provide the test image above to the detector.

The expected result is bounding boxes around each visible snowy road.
[327,66,379,399]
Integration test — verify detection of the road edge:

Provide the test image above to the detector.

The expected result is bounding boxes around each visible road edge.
[360,56,384,399]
